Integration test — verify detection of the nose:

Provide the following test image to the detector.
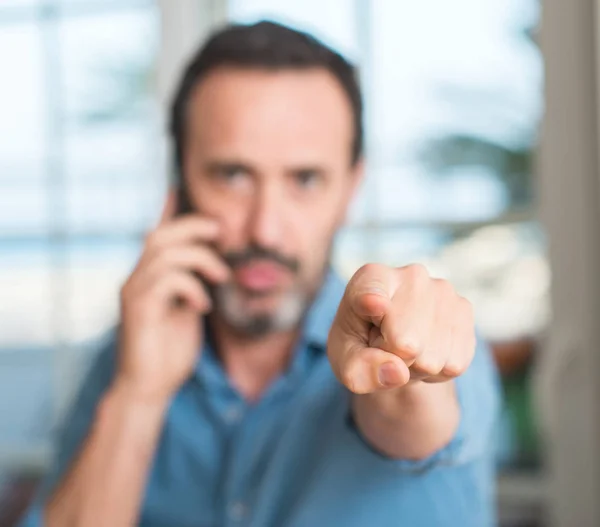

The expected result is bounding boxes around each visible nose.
[248,181,286,251]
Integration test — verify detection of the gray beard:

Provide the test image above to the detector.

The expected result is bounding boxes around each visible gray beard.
[210,282,309,337]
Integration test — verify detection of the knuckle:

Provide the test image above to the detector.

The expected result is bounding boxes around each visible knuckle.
[152,249,170,268]
[442,360,465,378]
[404,263,429,282]
[414,355,444,376]
[394,335,421,358]
[433,277,455,297]
[354,263,385,282]
[144,230,162,251]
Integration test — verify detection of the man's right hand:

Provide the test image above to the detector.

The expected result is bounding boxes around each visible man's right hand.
[116,191,231,404]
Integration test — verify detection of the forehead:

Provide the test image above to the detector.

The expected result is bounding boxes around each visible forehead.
[186,67,354,163]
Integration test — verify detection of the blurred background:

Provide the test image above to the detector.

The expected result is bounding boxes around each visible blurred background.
[1,1,598,526]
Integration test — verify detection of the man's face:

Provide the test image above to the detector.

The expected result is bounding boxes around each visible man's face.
[182,67,362,336]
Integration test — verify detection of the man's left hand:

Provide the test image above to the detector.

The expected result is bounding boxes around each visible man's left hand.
[327,263,476,394]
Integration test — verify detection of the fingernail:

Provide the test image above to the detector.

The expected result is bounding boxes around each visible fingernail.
[378,362,402,388]
[365,287,387,298]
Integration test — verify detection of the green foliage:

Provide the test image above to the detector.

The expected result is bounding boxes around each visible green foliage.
[421,134,534,207]
[420,3,539,209]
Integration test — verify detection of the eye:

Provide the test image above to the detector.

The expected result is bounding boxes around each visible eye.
[217,165,247,182]
[294,169,322,189]
[209,164,252,190]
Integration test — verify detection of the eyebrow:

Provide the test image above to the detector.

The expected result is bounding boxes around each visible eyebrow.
[204,160,328,176]
[204,160,256,176]
[287,165,327,176]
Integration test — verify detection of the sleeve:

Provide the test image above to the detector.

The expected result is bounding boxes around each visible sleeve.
[349,333,502,472]
[17,333,118,527]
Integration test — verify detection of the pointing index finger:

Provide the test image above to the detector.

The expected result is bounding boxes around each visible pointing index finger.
[348,263,397,325]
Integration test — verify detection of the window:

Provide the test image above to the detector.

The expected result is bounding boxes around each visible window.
[0,2,546,521]
[0,0,161,472]
[229,0,545,341]
[228,0,547,483]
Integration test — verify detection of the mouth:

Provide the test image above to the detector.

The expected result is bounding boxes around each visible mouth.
[234,260,292,293]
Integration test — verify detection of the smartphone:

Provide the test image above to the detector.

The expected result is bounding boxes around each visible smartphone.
[176,181,195,216]
[172,179,228,307]
[172,178,205,307]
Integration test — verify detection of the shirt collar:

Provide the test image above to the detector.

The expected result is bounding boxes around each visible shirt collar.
[302,268,346,349]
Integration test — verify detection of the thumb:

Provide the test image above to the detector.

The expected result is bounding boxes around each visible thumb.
[340,346,410,394]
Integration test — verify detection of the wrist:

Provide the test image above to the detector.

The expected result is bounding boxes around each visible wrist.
[103,377,172,419]
[355,380,458,424]
[353,381,460,460]
[394,379,456,406]
[86,379,170,470]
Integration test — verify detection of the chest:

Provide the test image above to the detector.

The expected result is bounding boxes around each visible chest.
[139,365,490,527]
[139,360,335,526]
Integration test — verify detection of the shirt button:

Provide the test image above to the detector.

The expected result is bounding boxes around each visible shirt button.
[228,501,248,521]
[224,405,243,424]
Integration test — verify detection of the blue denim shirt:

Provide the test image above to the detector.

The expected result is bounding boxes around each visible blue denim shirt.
[20,271,500,527]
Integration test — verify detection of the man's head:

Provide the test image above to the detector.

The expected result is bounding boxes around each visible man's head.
[170,21,364,337]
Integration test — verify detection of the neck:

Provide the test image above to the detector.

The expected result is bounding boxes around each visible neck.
[209,316,301,402]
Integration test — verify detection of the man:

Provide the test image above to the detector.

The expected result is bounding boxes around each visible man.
[20,21,499,527]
